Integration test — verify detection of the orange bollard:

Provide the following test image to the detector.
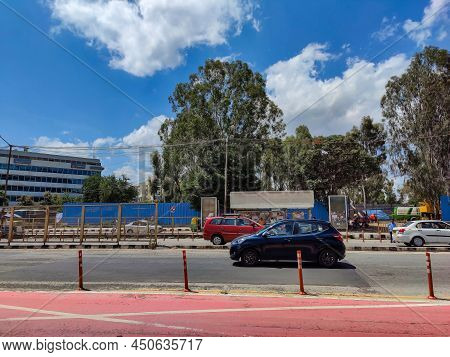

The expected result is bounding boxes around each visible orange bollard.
[296,250,307,295]
[182,250,191,292]
[425,252,436,300]
[78,250,84,291]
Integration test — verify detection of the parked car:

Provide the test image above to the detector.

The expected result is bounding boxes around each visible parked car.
[393,220,450,247]
[229,219,346,268]
[123,220,162,235]
[203,216,263,245]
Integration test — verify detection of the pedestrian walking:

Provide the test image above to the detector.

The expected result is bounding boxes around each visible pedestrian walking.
[388,220,396,243]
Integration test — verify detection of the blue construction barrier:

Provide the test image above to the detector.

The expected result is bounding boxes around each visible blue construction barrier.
[286,200,329,221]
[441,195,450,221]
[62,202,200,226]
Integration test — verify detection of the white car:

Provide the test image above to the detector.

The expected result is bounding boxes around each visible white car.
[124,220,162,235]
[393,220,450,247]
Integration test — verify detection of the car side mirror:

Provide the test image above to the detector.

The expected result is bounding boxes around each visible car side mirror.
[262,231,269,238]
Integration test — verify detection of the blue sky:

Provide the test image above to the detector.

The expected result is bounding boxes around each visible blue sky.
[0,0,448,181]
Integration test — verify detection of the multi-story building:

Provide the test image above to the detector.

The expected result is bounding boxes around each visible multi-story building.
[0,149,103,205]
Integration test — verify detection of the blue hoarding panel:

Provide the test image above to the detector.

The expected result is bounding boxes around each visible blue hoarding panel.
[286,201,329,221]
[62,202,200,226]
[441,195,450,221]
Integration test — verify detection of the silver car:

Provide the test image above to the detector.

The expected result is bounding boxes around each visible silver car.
[124,220,162,235]
[393,220,450,247]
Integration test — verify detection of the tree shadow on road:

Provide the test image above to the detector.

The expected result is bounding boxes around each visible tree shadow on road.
[232,261,356,270]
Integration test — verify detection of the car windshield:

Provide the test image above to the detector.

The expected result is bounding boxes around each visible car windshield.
[402,222,415,227]
[259,221,294,236]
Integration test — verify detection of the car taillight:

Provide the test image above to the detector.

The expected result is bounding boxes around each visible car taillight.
[398,228,405,233]
[333,233,343,242]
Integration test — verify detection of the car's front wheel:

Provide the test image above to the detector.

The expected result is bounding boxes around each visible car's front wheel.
[318,249,338,268]
[211,234,224,245]
[411,236,424,247]
[241,249,259,266]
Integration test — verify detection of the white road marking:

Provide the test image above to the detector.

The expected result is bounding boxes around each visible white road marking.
[97,302,450,318]
[0,303,143,325]
[0,303,204,332]
[0,301,449,324]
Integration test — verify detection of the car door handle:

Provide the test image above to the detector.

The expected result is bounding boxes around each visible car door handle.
[284,238,292,243]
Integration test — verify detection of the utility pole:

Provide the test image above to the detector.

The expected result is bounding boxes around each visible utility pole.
[0,135,13,205]
[223,137,228,214]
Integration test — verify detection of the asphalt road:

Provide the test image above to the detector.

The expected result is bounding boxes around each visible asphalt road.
[0,250,449,297]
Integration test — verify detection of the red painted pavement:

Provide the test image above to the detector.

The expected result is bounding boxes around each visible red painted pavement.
[0,291,448,337]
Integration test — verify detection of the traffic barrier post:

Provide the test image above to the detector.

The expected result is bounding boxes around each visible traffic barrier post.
[43,206,50,245]
[116,204,122,243]
[296,250,307,295]
[78,250,84,291]
[7,206,15,245]
[79,205,85,245]
[425,251,436,300]
[182,249,191,292]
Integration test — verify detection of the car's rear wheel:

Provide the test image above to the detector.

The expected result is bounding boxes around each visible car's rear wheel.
[411,236,424,247]
[126,229,133,234]
[211,234,224,245]
[241,249,259,266]
[318,249,338,268]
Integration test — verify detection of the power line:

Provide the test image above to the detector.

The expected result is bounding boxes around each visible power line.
[15,131,449,152]
[0,0,161,122]
[284,1,450,128]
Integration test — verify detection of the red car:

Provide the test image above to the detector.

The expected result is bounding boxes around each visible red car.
[203,216,263,245]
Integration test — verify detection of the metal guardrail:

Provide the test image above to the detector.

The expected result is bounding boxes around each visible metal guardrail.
[0,203,202,247]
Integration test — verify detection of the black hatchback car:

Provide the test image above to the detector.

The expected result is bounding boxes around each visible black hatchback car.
[229,219,346,268]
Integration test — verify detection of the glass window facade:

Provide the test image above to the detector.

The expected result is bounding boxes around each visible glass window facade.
[0,163,99,176]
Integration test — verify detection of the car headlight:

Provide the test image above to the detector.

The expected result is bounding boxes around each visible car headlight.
[233,238,246,245]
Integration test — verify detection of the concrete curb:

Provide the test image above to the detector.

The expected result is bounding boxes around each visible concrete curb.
[0,243,449,252]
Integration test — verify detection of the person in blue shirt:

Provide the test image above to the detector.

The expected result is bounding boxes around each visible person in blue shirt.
[388,220,397,243]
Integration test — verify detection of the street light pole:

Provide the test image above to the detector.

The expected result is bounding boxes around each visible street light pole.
[224,137,228,214]
[0,135,13,205]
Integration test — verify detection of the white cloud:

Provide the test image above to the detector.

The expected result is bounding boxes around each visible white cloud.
[372,16,400,42]
[33,136,91,157]
[122,115,165,146]
[113,165,138,182]
[341,43,351,53]
[49,0,258,76]
[437,26,448,40]
[92,136,119,147]
[215,53,241,62]
[32,115,166,182]
[265,43,410,135]
[403,0,449,46]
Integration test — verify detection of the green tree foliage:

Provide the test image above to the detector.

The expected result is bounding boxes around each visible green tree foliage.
[346,116,390,205]
[40,191,56,206]
[38,191,82,206]
[17,195,34,206]
[82,175,138,203]
[381,46,449,210]
[157,59,285,209]
[148,151,162,200]
[261,120,385,204]
[0,190,8,206]
[82,175,102,202]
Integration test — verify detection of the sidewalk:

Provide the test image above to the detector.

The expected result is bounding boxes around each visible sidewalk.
[156,238,450,252]
[1,237,449,251]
